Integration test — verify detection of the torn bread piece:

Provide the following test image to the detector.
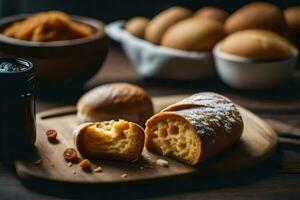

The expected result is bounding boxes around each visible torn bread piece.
[145,92,243,165]
[73,120,145,162]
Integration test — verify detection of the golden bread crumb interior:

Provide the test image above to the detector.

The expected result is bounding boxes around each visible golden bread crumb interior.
[148,118,200,164]
[82,120,140,157]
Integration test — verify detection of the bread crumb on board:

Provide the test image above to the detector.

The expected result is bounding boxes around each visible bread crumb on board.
[140,164,153,170]
[79,159,92,171]
[156,159,169,167]
[67,162,72,167]
[94,166,103,173]
[121,173,127,178]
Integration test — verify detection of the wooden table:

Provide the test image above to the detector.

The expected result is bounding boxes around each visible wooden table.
[1,47,300,200]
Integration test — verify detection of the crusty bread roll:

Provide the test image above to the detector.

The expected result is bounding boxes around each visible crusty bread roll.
[73,120,145,162]
[194,6,229,23]
[77,83,154,126]
[145,6,192,44]
[225,2,287,35]
[125,17,149,39]
[145,92,243,165]
[220,29,295,61]
[284,6,300,48]
[161,18,225,51]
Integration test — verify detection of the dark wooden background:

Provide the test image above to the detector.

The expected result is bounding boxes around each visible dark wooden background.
[1,0,300,21]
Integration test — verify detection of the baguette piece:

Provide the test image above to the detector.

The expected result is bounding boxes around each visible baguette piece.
[145,92,243,165]
[73,120,145,162]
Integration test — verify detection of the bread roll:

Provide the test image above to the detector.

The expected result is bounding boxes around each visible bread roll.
[225,2,287,35]
[194,6,229,23]
[161,18,225,51]
[145,92,243,165]
[220,29,295,61]
[284,6,300,47]
[73,120,144,162]
[125,17,149,39]
[145,6,192,44]
[77,83,154,126]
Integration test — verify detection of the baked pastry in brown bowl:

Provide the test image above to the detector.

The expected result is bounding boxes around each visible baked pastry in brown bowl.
[77,82,154,126]
[0,11,109,83]
[73,120,145,162]
[145,92,243,165]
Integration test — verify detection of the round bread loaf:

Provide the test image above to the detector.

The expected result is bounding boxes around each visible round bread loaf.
[125,16,149,39]
[77,82,154,126]
[220,29,295,61]
[284,6,300,47]
[161,18,225,51]
[194,6,229,23]
[224,2,287,35]
[145,6,192,44]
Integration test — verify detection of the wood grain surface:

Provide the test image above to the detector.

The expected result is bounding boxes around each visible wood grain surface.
[15,95,278,185]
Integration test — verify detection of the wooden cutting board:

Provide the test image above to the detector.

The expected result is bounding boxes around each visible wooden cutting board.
[15,95,278,184]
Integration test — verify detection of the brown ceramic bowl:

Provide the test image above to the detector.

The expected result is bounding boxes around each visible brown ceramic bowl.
[0,14,109,83]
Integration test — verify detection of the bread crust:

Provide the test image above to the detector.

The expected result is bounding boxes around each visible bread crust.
[145,92,243,165]
[194,7,229,23]
[77,82,154,126]
[73,121,145,162]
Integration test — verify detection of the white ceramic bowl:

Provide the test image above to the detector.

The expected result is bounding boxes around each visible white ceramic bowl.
[106,21,215,80]
[213,44,298,89]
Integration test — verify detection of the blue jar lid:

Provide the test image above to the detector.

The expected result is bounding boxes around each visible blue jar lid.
[0,58,35,96]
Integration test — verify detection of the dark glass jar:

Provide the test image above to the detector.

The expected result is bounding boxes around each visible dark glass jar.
[0,58,36,164]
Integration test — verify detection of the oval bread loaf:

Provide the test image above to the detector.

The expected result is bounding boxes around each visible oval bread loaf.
[125,17,149,39]
[284,6,300,48]
[225,2,287,35]
[145,6,192,44]
[161,18,225,51]
[220,29,295,61]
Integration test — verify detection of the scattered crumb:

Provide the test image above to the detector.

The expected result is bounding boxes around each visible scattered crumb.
[67,162,72,167]
[121,173,127,178]
[79,159,91,171]
[94,166,103,173]
[140,164,153,169]
[73,170,77,175]
[156,159,168,167]
[34,159,42,165]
